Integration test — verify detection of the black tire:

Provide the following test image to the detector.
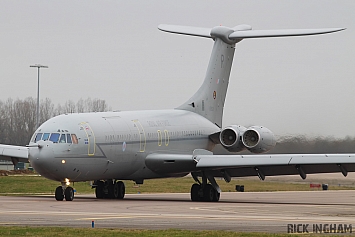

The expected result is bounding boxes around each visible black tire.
[95,181,105,199]
[191,183,201,201]
[64,187,74,201]
[213,190,220,202]
[203,184,214,202]
[116,181,125,199]
[107,180,115,199]
[113,182,119,199]
[55,186,64,201]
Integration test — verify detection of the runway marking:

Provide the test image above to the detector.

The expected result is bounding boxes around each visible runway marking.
[0,192,354,232]
[75,215,355,222]
[1,209,353,223]
[203,208,354,218]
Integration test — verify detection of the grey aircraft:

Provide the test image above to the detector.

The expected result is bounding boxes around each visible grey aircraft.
[0,24,353,202]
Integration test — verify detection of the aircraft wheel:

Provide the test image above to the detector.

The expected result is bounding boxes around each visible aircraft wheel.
[95,181,105,199]
[113,182,119,199]
[213,190,220,202]
[116,181,125,199]
[203,184,215,202]
[107,180,115,199]
[190,183,201,201]
[64,187,74,201]
[55,186,64,201]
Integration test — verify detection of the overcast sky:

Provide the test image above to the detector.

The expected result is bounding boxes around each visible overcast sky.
[0,1,354,139]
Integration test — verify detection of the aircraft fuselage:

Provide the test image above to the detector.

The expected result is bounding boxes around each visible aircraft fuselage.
[29,109,219,182]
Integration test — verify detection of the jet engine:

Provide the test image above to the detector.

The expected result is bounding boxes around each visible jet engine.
[242,126,276,153]
[219,125,276,153]
[219,125,247,152]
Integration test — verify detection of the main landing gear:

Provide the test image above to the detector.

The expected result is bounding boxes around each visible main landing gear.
[55,184,74,201]
[190,172,221,202]
[94,179,125,199]
[190,183,220,202]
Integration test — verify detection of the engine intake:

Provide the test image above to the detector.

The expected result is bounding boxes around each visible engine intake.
[242,126,276,153]
[219,125,276,153]
[219,125,246,152]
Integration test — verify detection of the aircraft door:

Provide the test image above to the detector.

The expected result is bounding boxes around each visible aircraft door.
[79,122,96,156]
[132,120,146,152]
[164,130,169,146]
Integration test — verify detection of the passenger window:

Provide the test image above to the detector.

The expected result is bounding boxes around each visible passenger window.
[35,133,43,143]
[59,134,66,143]
[71,134,78,144]
[49,133,60,143]
[42,133,50,141]
[66,134,72,143]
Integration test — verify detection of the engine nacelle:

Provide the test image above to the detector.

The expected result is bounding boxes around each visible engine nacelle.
[219,125,247,152]
[242,126,276,153]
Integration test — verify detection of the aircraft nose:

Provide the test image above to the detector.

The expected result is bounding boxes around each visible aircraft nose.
[28,142,61,181]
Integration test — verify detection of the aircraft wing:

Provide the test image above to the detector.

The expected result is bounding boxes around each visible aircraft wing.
[146,151,355,179]
[0,144,29,164]
[194,153,355,178]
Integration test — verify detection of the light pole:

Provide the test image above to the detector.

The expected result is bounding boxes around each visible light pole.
[30,64,48,130]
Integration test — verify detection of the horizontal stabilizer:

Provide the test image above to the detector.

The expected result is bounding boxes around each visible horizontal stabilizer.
[229,28,345,39]
[158,24,212,38]
[159,24,345,42]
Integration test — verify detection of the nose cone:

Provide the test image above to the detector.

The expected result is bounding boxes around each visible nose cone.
[28,142,62,181]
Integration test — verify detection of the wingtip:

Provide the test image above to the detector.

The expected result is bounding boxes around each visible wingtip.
[157,24,165,31]
[332,27,346,32]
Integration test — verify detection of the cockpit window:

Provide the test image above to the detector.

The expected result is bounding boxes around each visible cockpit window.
[59,134,66,143]
[71,134,78,144]
[49,133,60,143]
[35,133,43,143]
[66,134,72,143]
[42,133,50,141]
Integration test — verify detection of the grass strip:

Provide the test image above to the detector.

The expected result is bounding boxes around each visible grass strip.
[0,226,344,237]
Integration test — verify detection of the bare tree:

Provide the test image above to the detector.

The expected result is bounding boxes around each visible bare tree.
[63,100,76,114]
[91,98,108,112]
[0,97,111,145]
[39,98,55,125]
[0,101,6,144]
[76,98,86,113]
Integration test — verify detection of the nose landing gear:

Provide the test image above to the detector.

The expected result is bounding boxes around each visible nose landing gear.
[55,184,74,201]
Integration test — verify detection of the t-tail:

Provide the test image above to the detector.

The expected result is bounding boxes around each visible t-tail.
[158,24,344,128]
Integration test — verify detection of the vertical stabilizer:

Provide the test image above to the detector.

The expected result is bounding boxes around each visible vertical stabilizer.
[159,25,248,128]
[158,24,345,128]
[177,33,236,128]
